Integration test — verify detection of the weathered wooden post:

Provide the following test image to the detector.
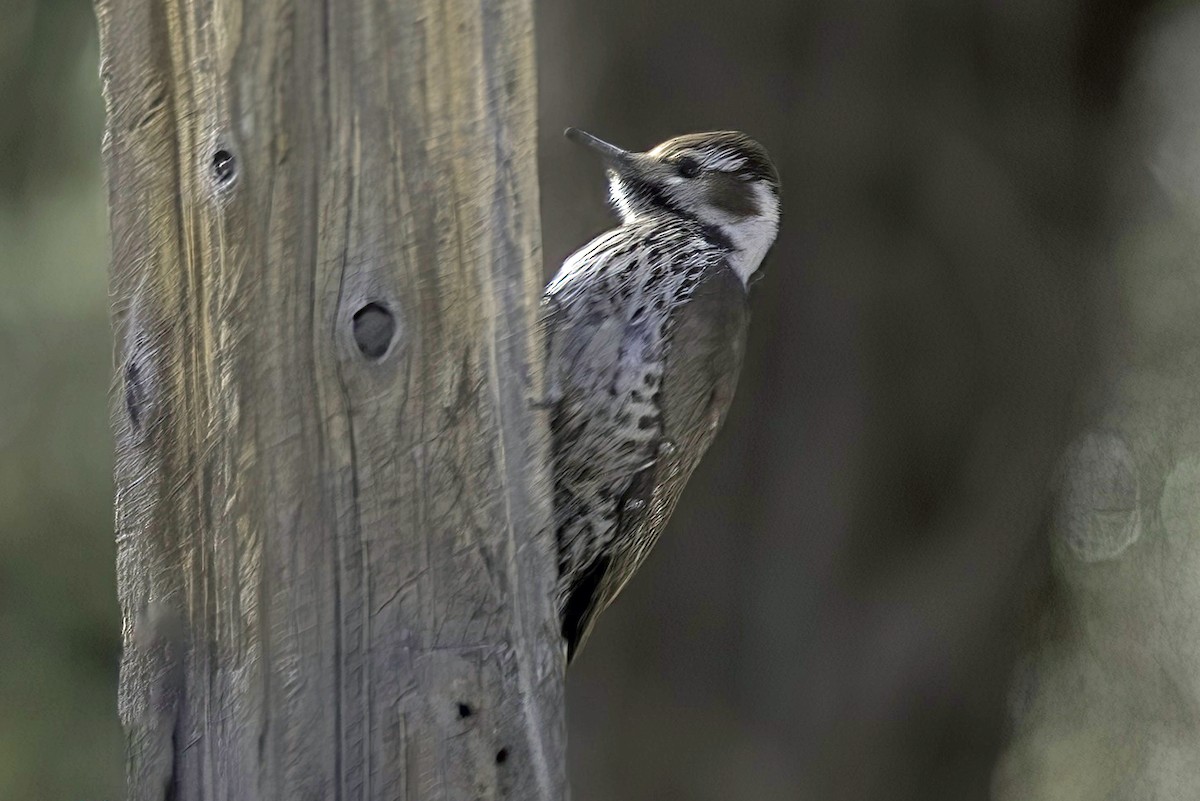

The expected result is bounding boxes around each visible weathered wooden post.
[95,0,564,796]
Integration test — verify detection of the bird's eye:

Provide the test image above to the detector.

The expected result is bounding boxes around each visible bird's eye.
[676,156,701,179]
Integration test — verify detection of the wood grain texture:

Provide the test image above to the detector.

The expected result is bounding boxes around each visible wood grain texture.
[95,0,564,797]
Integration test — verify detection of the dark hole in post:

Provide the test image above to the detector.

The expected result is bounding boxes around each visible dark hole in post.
[352,302,396,360]
[495,748,509,765]
[212,149,236,184]
[125,360,145,429]
[457,703,473,719]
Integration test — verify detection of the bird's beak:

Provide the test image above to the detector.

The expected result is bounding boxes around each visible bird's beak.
[564,127,633,169]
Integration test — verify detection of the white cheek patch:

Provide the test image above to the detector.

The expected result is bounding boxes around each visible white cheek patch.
[704,181,779,285]
[608,176,637,221]
[753,182,780,230]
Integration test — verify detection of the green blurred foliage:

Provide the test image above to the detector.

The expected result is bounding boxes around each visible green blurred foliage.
[0,0,124,798]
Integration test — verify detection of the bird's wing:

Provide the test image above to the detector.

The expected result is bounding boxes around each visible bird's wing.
[562,259,750,661]
[546,261,666,572]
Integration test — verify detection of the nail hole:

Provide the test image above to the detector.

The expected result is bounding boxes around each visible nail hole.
[212,149,236,184]
[457,702,473,719]
[352,302,396,360]
[495,748,509,765]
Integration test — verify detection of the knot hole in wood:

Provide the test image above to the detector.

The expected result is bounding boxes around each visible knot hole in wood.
[352,302,396,360]
[211,148,237,186]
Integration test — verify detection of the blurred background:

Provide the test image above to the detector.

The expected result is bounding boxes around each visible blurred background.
[5,0,1200,798]
[0,0,123,797]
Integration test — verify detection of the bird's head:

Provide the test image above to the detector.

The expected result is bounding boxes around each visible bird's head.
[566,127,781,283]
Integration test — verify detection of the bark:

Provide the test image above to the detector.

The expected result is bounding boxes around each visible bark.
[95,0,564,797]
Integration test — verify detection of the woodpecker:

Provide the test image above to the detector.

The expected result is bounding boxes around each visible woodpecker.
[542,127,780,662]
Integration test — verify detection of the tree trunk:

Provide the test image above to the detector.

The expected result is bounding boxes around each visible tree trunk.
[95,0,564,797]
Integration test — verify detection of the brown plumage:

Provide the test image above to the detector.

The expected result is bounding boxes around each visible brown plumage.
[543,128,780,661]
